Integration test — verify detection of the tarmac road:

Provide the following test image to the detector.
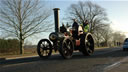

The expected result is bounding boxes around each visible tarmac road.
[0,47,128,72]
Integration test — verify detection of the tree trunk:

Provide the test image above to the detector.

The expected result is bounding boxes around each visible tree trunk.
[20,39,24,54]
[105,40,108,47]
[96,41,100,47]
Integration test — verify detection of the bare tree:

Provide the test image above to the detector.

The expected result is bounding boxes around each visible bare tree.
[0,0,51,54]
[100,26,112,46]
[112,31,126,46]
[67,1,109,33]
[93,29,103,47]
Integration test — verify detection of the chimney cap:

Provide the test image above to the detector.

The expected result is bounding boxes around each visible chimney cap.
[53,8,60,10]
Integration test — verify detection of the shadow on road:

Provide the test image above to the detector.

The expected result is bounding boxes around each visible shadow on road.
[0,56,41,65]
[1,48,128,66]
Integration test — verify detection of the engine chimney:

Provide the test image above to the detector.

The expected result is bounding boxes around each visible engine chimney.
[53,8,60,32]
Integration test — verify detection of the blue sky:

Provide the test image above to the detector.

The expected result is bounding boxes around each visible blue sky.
[0,0,128,45]
[25,0,128,45]
[45,0,128,36]
[23,0,128,45]
[2,0,126,45]
[95,1,128,33]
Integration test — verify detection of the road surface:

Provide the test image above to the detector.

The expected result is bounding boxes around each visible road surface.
[0,47,128,72]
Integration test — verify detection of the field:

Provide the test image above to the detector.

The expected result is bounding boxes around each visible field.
[0,47,37,58]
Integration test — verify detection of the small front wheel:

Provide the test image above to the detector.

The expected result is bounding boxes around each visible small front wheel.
[37,39,52,59]
[59,38,74,59]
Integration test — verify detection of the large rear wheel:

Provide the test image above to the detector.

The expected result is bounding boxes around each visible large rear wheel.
[37,39,52,59]
[59,38,74,59]
[80,33,94,56]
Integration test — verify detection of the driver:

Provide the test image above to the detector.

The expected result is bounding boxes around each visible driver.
[72,19,79,39]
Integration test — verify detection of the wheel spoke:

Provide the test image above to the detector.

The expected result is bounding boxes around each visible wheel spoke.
[86,41,92,53]
[46,50,48,56]
[41,49,44,55]
[64,40,72,55]
[63,43,68,54]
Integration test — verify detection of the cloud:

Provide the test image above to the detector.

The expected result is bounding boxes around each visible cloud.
[111,19,128,37]
[111,19,128,32]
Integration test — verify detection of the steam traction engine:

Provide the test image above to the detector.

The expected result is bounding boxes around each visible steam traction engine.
[37,8,94,59]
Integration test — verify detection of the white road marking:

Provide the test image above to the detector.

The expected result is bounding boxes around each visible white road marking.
[104,56,128,72]
[104,62,121,71]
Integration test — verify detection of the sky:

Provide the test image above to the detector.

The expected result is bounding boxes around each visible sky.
[1,0,128,45]
[95,1,128,36]
[25,0,128,45]
[45,0,128,37]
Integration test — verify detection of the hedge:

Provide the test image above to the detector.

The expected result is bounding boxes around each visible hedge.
[0,38,20,54]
